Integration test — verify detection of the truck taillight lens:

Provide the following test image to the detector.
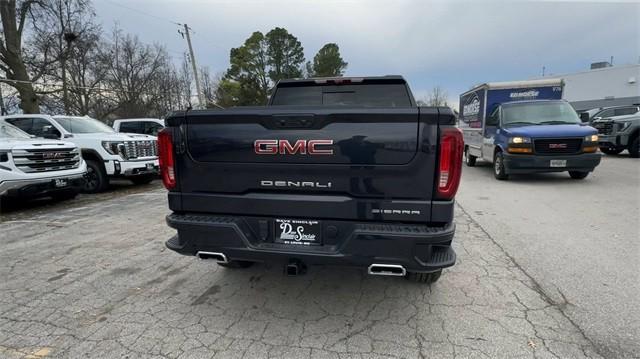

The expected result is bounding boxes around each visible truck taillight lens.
[436,127,463,200]
[158,129,176,190]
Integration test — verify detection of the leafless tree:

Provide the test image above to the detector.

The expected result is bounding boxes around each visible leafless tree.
[425,86,449,107]
[0,0,41,113]
[29,0,99,114]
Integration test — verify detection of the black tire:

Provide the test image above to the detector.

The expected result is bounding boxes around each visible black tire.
[406,270,442,284]
[569,171,589,179]
[629,136,639,158]
[83,160,109,193]
[130,174,154,185]
[50,189,78,201]
[0,197,12,212]
[599,147,623,155]
[464,147,477,167]
[493,151,509,180]
[218,260,254,269]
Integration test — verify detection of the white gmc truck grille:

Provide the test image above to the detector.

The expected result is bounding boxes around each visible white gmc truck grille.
[12,147,81,173]
[122,140,158,159]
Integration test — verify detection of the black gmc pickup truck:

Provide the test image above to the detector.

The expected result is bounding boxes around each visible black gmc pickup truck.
[161,76,463,284]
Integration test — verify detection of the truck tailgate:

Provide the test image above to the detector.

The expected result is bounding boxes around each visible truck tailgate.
[170,107,441,222]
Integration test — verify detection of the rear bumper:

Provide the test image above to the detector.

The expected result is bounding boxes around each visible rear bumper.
[503,153,602,174]
[165,213,456,273]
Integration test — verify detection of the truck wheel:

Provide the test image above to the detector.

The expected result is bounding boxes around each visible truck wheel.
[406,270,442,284]
[83,160,109,193]
[569,171,589,179]
[130,174,154,185]
[493,151,509,180]
[218,260,254,269]
[629,136,639,158]
[464,148,477,167]
[51,189,78,201]
[599,147,623,155]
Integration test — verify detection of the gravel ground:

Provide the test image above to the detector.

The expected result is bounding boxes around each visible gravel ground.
[0,183,602,359]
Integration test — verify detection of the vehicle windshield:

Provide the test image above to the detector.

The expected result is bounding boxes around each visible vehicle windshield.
[502,102,581,126]
[0,122,31,139]
[54,116,115,134]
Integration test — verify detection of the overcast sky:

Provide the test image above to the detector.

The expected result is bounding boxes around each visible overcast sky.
[93,0,639,108]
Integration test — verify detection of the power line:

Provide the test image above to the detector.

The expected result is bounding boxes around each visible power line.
[102,0,182,26]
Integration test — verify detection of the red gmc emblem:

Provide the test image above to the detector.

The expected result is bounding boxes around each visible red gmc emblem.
[548,143,568,149]
[254,139,334,155]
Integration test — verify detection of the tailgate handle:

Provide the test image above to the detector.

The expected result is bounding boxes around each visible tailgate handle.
[271,115,315,129]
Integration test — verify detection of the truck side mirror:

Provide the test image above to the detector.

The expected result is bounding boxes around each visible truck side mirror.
[41,125,61,139]
[580,113,590,122]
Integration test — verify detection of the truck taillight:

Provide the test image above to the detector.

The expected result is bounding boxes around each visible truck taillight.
[436,127,463,200]
[158,129,176,190]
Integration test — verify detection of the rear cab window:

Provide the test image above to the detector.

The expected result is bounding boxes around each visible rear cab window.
[270,78,414,107]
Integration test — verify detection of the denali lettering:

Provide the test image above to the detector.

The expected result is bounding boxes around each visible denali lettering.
[254,139,334,155]
[260,180,332,188]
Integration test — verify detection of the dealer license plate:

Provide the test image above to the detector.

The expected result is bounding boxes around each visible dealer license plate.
[54,178,68,188]
[274,218,321,246]
[550,160,567,168]
[146,163,154,170]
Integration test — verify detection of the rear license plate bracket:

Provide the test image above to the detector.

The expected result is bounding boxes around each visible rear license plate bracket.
[274,218,322,246]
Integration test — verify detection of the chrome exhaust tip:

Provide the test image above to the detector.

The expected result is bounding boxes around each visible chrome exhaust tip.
[196,251,228,264]
[367,264,406,277]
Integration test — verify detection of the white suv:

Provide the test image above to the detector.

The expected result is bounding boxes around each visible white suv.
[1,115,159,193]
[0,120,86,209]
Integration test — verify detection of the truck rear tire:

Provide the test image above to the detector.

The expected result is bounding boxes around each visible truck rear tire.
[218,260,254,269]
[464,148,477,167]
[83,160,109,193]
[493,152,509,180]
[569,171,589,179]
[629,136,639,158]
[406,270,442,284]
[130,174,154,185]
[599,147,623,155]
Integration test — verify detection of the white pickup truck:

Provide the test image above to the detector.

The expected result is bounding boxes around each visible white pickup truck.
[0,120,86,210]
[1,115,159,193]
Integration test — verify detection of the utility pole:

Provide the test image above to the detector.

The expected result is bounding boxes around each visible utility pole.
[180,24,205,108]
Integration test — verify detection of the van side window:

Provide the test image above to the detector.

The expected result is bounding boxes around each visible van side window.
[486,107,499,126]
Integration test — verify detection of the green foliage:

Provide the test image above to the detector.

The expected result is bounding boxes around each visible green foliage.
[306,43,348,78]
[224,31,270,106]
[265,27,305,82]
[218,27,314,106]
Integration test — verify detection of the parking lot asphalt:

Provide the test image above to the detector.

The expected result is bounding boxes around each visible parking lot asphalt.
[457,154,640,359]
[0,181,605,359]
